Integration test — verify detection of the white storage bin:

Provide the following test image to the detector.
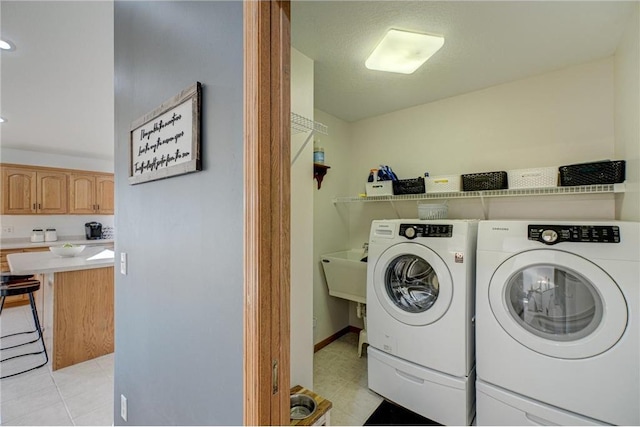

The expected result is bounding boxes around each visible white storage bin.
[365,181,393,196]
[425,175,461,193]
[508,167,558,189]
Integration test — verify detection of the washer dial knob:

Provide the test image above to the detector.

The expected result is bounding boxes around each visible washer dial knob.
[404,227,416,239]
[541,229,558,243]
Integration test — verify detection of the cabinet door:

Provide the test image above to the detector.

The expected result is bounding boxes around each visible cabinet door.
[95,175,114,214]
[37,171,68,214]
[69,174,96,214]
[1,167,37,214]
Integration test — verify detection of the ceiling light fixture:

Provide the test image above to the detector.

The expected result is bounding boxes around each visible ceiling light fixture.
[0,39,14,50]
[0,117,6,123]
[365,29,444,74]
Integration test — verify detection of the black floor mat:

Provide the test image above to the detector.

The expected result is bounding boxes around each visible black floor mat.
[364,400,442,426]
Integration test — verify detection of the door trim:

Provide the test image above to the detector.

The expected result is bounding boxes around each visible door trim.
[244,1,291,425]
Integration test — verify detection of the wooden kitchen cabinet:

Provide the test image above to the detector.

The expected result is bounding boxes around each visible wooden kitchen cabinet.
[1,166,68,215]
[69,173,114,214]
[96,175,115,214]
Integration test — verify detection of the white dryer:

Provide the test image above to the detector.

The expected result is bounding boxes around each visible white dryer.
[476,220,639,426]
[367,219,478,426]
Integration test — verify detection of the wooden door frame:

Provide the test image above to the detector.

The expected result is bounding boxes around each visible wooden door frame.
[244,1,291,425]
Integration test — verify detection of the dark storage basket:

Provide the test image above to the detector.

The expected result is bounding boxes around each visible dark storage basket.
[559,160,626,186]
[393,178,426,195]
[462,171,508,191]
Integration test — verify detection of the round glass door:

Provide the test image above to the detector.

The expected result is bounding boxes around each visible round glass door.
[506,265,602,342]
[373,243,453,326]
[385,255,439,313]
[489,250,628,359]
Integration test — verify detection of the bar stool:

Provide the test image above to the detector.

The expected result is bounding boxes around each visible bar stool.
[0,275,49,379]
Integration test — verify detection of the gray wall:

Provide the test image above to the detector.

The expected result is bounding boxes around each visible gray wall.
[113,2,243,425]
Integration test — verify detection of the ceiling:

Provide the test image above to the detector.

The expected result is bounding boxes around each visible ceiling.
[0,1,634,161]
[291,1,635,122]
[0,1,114,160]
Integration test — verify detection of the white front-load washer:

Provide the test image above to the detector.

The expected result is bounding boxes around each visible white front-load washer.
[367,219,478,426]
[476,220,639,426]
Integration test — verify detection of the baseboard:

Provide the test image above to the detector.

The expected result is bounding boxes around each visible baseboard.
[314,325,362,353]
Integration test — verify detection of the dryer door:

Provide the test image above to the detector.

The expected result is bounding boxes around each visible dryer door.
[488,249,628,359]
[373,242,453,326]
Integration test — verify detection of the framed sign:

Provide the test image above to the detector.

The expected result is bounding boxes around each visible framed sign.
[129,82,202,184]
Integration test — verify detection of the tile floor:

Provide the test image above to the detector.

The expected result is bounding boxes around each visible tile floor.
[313,332,384,426]
[1,305,378,426]
[1,304,113,426]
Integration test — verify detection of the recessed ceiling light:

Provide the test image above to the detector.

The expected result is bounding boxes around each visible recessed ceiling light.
[0,39,14,51]
[365,29,444,74]
[0,117,6,123]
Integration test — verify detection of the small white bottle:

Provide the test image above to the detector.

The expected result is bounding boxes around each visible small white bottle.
[31,229,45,243]
[45,228,58,242]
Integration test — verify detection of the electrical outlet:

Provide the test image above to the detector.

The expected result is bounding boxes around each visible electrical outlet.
[121,394,128,421]
[2,225,14,234]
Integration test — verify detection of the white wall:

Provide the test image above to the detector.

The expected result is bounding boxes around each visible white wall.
[1,148,113,173]
[312,109,352,345]
[2,215,114,240]
[346,58,617,248]
[614,3,640,221]
[290,48,314,389]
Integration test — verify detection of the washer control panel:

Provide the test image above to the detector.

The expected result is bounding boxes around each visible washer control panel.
[528,225,620,245]
[399,224,453,240]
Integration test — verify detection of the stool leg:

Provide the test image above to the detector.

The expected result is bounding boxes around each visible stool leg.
[0,291,49,379]
[28,291,48,364]
[0,295,5,316]
[1,292,40,349]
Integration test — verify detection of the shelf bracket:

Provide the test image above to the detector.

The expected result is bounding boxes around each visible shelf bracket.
[479,192,488,220]
[389,200,400,218]
[313,164,331,189]
[291,131,314,166]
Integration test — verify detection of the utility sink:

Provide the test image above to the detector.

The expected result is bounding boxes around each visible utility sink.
[320,250,367,304]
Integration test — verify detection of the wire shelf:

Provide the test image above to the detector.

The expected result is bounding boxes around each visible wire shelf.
[333,183,625,204]
[291,112,328,135]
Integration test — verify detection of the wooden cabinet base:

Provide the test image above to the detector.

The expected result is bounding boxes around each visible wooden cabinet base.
[53,267,114,370]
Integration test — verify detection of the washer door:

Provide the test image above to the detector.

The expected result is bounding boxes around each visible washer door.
[373,243,453,326]
[489,249,628,359]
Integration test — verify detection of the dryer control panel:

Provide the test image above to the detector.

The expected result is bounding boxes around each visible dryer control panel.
[399,224,453,240]
[528,225,620,245]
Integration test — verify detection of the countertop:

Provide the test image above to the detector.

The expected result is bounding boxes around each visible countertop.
[7,245,115,275]
[1,236,114,250]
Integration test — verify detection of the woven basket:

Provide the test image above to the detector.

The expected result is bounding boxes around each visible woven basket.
[418,203,448,220]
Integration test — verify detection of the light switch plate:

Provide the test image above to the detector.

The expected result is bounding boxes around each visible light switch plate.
[121,394,128,421]
[120,252,127,275]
